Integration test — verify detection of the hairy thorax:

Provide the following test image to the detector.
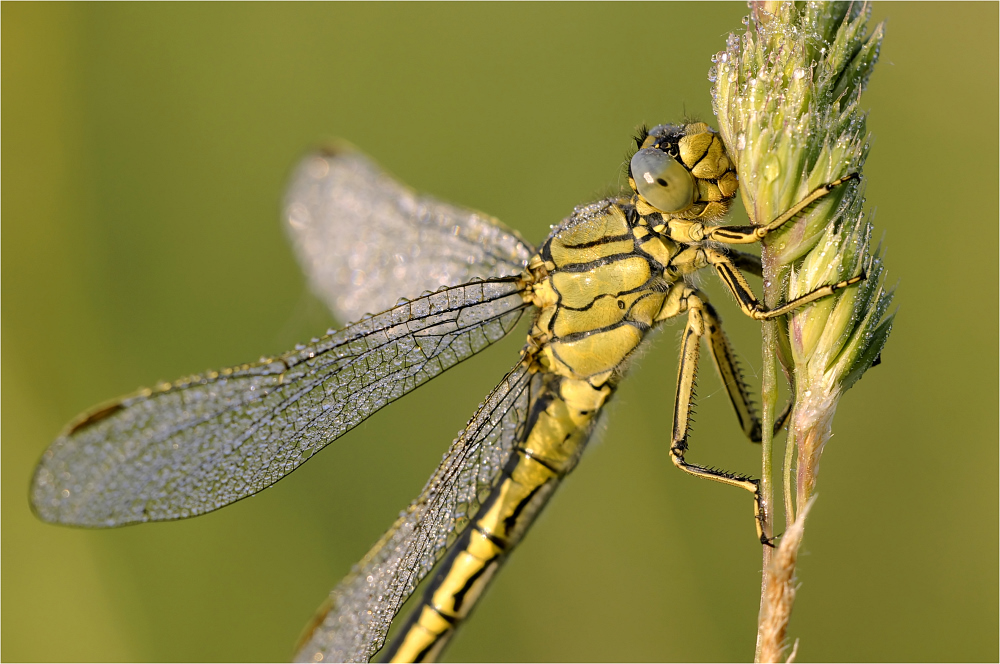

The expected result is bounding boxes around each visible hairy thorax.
[519,199,685,389]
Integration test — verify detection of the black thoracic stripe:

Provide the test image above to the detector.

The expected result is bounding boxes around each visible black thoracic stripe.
[501,483,543,535]
[555,318,650,344]
[449,548,500,613]
[556,232,634,250]
[637,243,681,268]
[552,252,645,273]
[624,291,669,316]
[555,281,662,312]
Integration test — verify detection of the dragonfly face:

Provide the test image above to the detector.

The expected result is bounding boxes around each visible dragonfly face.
[31,121,861,662]
[628,122,738,219]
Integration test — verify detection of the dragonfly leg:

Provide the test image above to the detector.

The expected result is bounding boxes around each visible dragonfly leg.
[705,247,864,321]
[701,173,861,244]
[700,300,793,443]
[666,288,771,545]
[657,285,788,444]
[725,249,762,278]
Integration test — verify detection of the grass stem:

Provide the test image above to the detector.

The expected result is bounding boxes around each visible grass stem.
[711,2,894,660]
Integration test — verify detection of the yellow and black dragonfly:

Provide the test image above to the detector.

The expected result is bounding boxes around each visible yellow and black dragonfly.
[30,122,859,663]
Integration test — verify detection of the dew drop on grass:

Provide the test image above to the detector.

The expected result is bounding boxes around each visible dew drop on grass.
[763,154,781,182]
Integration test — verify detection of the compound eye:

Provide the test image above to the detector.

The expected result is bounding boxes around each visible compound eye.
[630,148,696,212]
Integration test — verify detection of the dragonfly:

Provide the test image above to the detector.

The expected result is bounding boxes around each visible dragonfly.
[30,122,861,663]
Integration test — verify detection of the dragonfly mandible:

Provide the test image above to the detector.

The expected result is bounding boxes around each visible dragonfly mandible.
[30,122,860,662]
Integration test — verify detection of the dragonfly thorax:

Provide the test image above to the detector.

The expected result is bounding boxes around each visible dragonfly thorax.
[520,122,741,389]
[520,198,682,389]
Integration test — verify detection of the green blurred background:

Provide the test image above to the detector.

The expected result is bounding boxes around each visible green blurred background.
[3,3,997,662]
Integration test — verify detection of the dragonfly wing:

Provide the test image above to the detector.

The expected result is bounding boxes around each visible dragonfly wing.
[295,363,539,663]
[31,279,529,528]
[284,146,535,324]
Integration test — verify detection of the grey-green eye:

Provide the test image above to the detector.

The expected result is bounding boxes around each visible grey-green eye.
[630,148,696,212]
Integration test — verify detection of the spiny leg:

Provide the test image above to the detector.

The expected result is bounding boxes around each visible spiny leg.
[700,300,790,442]
[697,251,792,435]
[702,173,861,244]
[656,284,790,442]
[667,289,772,545]
[706,247,863,321]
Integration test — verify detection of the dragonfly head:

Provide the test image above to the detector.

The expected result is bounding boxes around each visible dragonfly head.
[628,122,739,221]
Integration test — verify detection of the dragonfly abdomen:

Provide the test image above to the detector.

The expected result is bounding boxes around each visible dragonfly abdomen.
[379,375,608,662]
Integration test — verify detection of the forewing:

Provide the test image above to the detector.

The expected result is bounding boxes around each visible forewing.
[31,279,529,528]
[284,147,535,324]
[294,363,540,663]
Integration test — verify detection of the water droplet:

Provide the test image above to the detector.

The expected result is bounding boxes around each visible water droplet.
[736,132,746,150]
[793,67,806,80]
[763,154,781,183]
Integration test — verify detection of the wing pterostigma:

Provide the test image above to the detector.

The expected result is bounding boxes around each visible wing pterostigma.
[295,363,541,663]
[284,146,535,324]
[31,279,531,528]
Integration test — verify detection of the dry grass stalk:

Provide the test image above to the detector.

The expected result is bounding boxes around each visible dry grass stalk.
[758,497,814,663]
